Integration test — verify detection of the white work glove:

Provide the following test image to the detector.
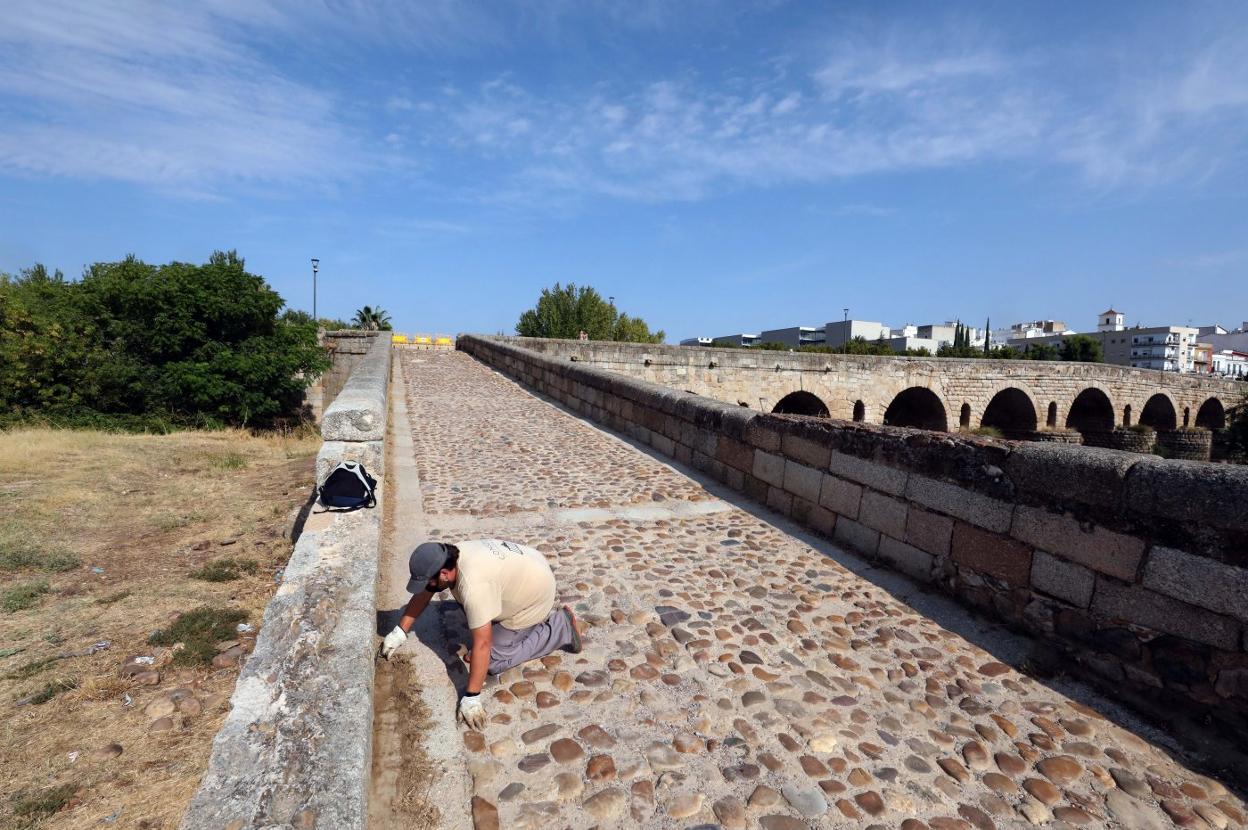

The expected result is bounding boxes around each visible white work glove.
[381,626,407,659]
[457,693,485,730]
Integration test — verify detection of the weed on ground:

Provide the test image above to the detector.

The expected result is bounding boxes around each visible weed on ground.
[3,579,50,612]
[0,540,80,573]
[189,557,258,582]
[22,677,78,705]
[149,607,248,665]
[11,783,79,826]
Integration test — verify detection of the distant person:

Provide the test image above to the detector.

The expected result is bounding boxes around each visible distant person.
[381,540,582,730]
[578,330,588,340]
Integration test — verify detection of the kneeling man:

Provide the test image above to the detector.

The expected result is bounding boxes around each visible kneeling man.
[381,539,582,729]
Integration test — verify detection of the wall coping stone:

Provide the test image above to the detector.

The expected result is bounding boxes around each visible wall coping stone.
[321,336,392,442]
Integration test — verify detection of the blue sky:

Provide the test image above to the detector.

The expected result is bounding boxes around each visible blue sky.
[1,1,1246,341]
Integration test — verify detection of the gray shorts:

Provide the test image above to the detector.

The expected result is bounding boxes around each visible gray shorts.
[487,608,575,675]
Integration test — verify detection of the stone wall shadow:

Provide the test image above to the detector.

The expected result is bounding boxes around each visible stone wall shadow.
[377,600,472,690]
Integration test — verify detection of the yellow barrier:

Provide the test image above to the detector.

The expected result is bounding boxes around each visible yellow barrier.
[391,334,409,344]
[434,336,453,346]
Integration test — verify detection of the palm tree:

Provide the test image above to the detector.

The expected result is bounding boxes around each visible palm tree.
[351,305,392,331]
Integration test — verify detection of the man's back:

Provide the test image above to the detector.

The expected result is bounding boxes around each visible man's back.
[451,539,556,630]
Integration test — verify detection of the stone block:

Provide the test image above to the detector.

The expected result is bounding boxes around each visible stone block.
[714,437,755,472]
[316,440,384,483]
[828,451,908,496]
[744,420,782,452]
[753,451,786,487]
[905,508,953,557]
[818,475,861,519]
[906,474,1013,534]
[806,503,837,537]
[1124,459,1248,533]
[321,339,390,442]
[859,490,909,538]
[767,486,793,516]
[718,406,755,441]
[781,432,832,470]
[650,433,676,457]
[1030,550,1095,608]
[1011,505,1144,582]
[1004,442,1140,508]
[783,460,823,503]
[951,522,1032,587]
[743,473,769,504]
[877,536,934,582]
[1143,546,1248,624]
[1092,579,1240,651]
[834,517,880,556]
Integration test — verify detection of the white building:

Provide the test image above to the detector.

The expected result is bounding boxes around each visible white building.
[1212,349,1248,378]
[710,333,760,347]
[679,337,714,347]
[758,326,825,349]
[824,319,891,348]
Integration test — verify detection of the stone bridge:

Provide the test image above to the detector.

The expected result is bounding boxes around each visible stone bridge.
[502,337,1243,458]
[180,334,1248,830]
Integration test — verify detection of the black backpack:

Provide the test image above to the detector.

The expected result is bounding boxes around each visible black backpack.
[317,461,377,510]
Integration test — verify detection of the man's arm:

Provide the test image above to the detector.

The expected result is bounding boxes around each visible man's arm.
[465,623,492,694]
[398,589,434,633]
[381,590,434,659]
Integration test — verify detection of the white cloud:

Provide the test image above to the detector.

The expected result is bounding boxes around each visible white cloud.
[0,0,363,193]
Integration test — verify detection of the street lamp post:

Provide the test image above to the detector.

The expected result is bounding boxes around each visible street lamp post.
[311,258,319,323]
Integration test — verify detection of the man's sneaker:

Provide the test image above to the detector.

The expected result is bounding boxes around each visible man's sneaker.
[563,605,583,654]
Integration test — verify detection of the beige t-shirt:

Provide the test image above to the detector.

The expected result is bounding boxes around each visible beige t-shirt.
[451,539,556,631]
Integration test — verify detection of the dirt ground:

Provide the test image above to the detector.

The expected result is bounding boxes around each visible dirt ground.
[0,427,319,829]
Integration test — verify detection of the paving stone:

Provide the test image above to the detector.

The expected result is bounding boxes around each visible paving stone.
[781,784,829,817]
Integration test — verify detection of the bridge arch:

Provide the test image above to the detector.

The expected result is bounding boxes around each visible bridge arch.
[1066,388,1115,436]
[1139,394,1178,431]
[884,387,947,431]
[773,391,829,417]
[981,387,1038,437]
[1046,401,1058,428]
[852,400,865,422]
[1195,397,1226,429]
[959,403,971,430]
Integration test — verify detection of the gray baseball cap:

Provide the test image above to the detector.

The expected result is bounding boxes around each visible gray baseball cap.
[407,542,449,593]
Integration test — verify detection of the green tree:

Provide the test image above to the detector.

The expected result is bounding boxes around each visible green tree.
[1060,334,1104,363]
[2,252,328,428]
[516,283,664,343]
[351,305,392,331]
[1020,342,1060,361]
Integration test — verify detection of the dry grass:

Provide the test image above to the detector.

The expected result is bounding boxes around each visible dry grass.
[0,427,318,829]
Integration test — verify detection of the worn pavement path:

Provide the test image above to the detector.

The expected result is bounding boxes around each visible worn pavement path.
[391,348,1246,830]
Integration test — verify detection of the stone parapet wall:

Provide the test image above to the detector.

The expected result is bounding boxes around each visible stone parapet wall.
[305,330,384,423]
[1158,428,1214,461]
[460,333,1248,741]
[182,333,391,830]
[491,336,1241,439]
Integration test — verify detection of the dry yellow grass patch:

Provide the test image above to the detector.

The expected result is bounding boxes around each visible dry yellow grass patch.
[0,427,318,829]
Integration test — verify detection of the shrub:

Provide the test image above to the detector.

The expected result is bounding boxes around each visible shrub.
[2,252,329,428]
[969,426,1004,438]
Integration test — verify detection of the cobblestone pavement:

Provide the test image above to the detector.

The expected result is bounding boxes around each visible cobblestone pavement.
[401,350,1247,830]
